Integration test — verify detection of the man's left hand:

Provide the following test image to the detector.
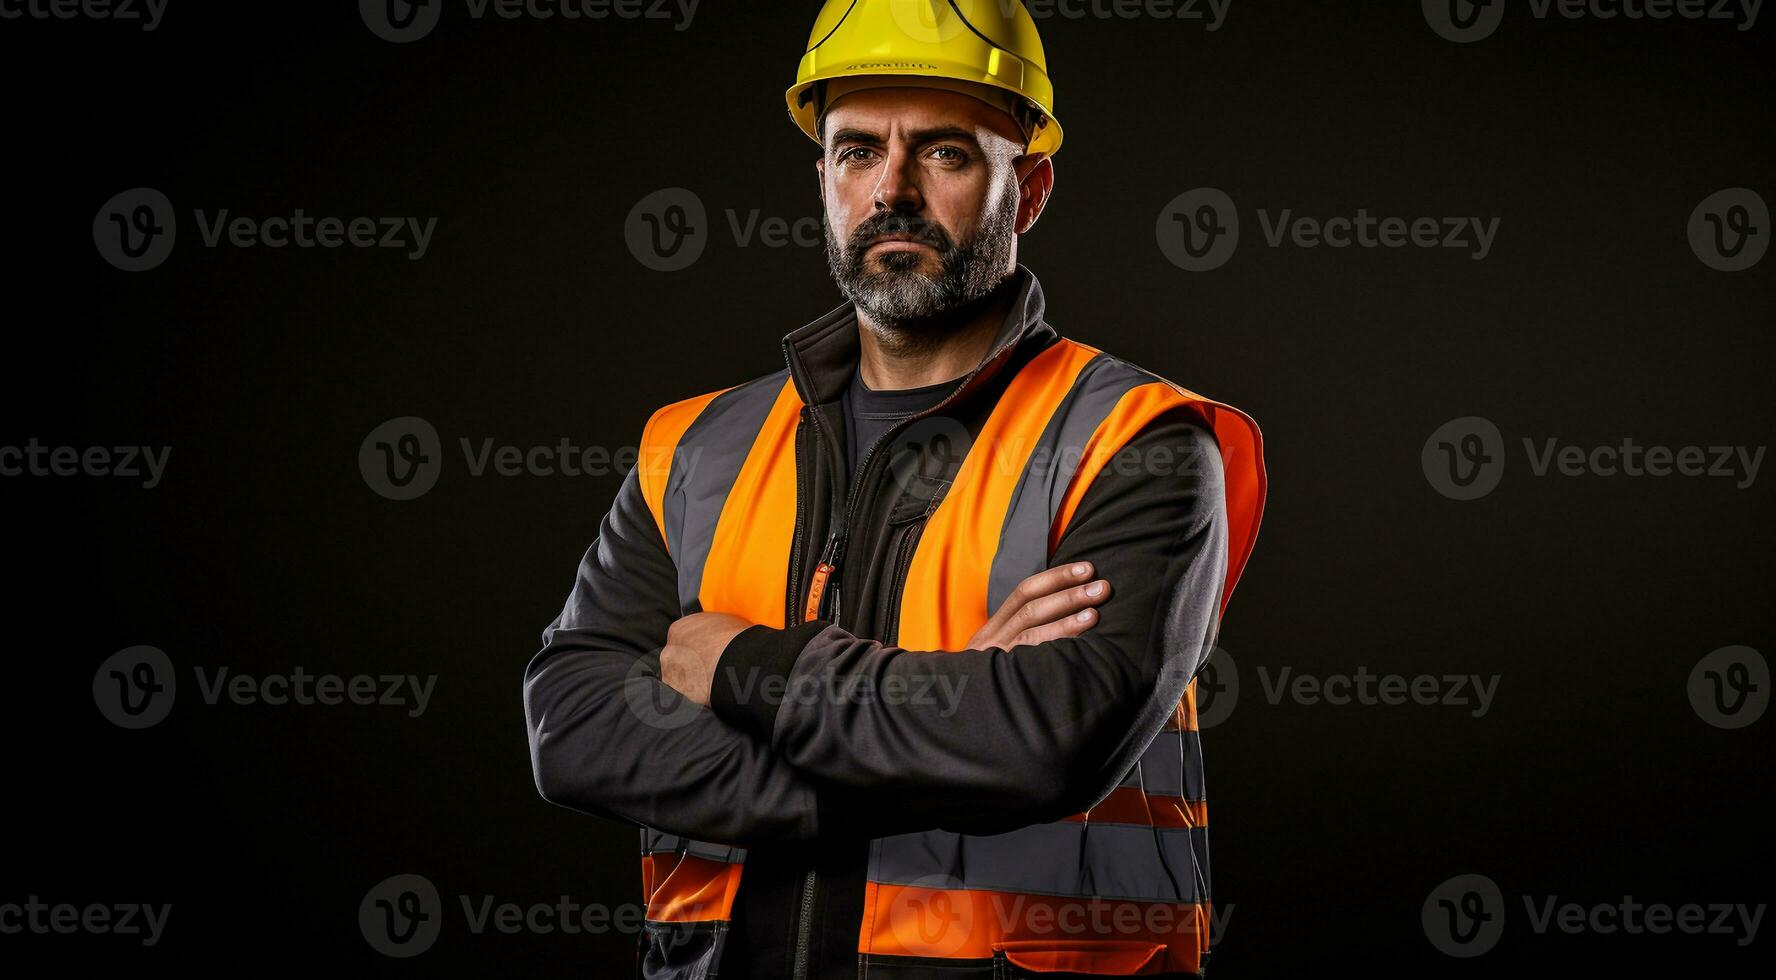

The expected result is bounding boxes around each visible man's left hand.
[659,611,755,706]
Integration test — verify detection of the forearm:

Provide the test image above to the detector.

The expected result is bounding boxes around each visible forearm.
[523,462,826,845]
[710,415,1229,834]
[525,632,827,844]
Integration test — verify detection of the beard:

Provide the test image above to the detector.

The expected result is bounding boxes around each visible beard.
[823,179,1018,349]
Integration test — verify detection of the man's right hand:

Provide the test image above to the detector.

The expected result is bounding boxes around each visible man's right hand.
[966,561,1111,651]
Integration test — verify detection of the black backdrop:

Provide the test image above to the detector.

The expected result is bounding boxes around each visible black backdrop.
[3,0,1770,974]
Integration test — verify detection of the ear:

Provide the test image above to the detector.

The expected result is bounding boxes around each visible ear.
[1012,153,1054,235]
[815,155,827,210]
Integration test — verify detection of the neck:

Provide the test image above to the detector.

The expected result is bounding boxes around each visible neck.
[854,275,1019,391]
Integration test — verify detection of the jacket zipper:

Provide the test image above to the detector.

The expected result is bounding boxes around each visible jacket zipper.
[786,408,810,627]
[791,867,818,980]
[807,328,1024,630]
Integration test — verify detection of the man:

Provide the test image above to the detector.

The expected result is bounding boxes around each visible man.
[523,2,1267,977]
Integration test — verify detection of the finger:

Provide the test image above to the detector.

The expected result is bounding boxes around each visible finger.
[1014,578,1111,632]
[1009,605,1101,648]
[987,560,1095,627]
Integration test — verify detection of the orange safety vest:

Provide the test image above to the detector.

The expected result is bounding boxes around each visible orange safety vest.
[633,325,1264,977]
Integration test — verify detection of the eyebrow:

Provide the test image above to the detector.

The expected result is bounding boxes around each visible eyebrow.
[828,125,982,149]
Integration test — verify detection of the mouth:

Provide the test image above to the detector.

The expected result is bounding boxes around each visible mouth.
[866,236,935,253]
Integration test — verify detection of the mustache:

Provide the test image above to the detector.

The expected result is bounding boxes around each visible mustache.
[845,213,953,258]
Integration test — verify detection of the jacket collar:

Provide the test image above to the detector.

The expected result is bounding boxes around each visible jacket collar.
[781,263,1056,409]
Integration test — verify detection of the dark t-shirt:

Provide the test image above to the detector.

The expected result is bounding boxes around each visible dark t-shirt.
[840,365,962,479]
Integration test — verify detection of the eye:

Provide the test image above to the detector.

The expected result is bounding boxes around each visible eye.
[929,145,969,165]
[838,146,878,164]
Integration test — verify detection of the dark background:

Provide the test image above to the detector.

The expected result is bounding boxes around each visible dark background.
[3,0,1770,973]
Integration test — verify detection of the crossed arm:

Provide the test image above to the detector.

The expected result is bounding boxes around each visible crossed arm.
[521,410,1228,847]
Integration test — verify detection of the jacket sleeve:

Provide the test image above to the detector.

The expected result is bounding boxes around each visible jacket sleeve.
[706,410,1229,836]
[523,456,829,846]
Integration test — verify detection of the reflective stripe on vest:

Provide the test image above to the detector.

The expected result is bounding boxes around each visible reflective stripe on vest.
[633,371,798,928]
[631,342,1266,975]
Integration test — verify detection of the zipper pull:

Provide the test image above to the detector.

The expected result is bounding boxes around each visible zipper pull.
[802,529,841,624]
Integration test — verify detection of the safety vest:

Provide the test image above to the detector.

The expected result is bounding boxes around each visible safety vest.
[631,310,1265,978]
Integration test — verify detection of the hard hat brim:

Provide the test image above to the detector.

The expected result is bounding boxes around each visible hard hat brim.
[787,71,1062,159]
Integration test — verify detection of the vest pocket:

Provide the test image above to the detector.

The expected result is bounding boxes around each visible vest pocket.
[879,475,948,644]
[878,517,927,644]
[991,939,1169,977]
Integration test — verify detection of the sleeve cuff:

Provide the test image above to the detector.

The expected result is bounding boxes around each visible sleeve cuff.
[709,619,832,739]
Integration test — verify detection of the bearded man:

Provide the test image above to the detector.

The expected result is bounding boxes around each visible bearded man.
[523,3,1267,978]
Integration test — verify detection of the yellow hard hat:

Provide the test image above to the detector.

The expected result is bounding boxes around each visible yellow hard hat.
[786,0,1063,158]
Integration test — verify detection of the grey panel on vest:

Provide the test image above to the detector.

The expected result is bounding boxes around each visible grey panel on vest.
[986,355,1160,615]
[870,823,1206,905]
[662,370,790,615]
[1117,729,1206,801]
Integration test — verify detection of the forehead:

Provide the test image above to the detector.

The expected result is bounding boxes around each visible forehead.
[823,86,1022,144]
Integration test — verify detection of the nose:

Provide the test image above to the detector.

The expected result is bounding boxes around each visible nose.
[871,143,925,215]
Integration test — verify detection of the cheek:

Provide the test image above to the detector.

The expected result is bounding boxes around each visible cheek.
[930,172,1004,234]
[824,178,872,232]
